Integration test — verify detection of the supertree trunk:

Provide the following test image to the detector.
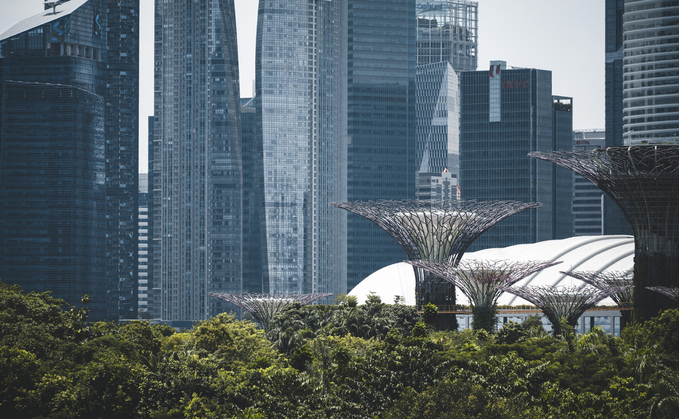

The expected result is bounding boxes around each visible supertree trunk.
[530,145,679,322]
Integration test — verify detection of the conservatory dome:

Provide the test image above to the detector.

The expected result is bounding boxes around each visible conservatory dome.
[348,235,634,306]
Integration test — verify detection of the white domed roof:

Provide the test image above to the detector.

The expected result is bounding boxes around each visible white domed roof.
[348,235,634,306]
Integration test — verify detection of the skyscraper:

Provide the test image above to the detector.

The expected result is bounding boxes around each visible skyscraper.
[622,0,679,145]
[255,1,347,297]
[415,0,477,179]
[603,0,632,236]
[346,0,417,291]
[0,0,139,321]
[0,81,107,320]
[153,0,242,323]
[105,0,140,320]
[460,61,573,250]
[572,130,606,236]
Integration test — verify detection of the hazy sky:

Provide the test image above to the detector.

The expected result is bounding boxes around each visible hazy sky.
[0,0,605,173]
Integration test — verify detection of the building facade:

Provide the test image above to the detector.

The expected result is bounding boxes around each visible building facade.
[622,0,679,145]
[460,61,573,250]
[0,81,107,319]
[137,173,149,316]
[604,0,633,236]
[153,0,242,323]
[240,97,267,295]
[105,0,140,320]
[0,0,138,321]
[415,1,477,193]
[346,0,417,291]
[572,130,606,237]
[255,0,347,297]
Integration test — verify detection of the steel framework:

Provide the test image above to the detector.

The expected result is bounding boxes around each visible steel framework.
[330,199,541,308]
[561,269,634,327]
[501,285,631,336]
[646,286,679,302]
[530,145,679,321]
[209,292,332,331]
[407,259,561,331]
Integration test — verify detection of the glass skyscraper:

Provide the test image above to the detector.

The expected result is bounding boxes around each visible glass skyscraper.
[460,61,573,250]
[105,0,140,320]
[153,0,242,323]
[346,0,417,291]
[0,0,138,321]
[603,0,632,236]
[415,0,477,179]
[622,0,679,145]
[255,1,347,297]
[0,81,107,320]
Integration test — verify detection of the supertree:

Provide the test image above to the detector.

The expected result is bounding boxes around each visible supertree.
[501,285,632,336]
[530,145,679,322]
[406,259,562,332]
[646,287,679,302]
[561,269,634,328]
[329,200,541,320]
[209,292,332,331]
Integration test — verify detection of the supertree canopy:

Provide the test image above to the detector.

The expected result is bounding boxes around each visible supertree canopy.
[501,285,631,336]
[646,286,679,302]
[561,269,634,327]
[530,145,679,321]
[209,292,332,331]
[329,200,541,310]
[407,259,562,332]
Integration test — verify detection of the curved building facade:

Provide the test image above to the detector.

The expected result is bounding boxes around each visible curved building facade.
[255,1,347,297]
[623,0,679,145]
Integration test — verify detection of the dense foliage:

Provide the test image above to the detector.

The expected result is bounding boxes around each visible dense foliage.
[1,280,678,418]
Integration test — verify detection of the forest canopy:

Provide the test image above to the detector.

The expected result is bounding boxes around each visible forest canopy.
[1,280,678,418]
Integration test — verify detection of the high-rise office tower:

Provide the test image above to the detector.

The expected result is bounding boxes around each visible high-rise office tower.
[255,1,347,297]
[153,0,242,323]
[415,0,477,179]
[0,0,138,321]
[105,0,140,320]
[622,0,679,145]
[0,81,107,320]
[240,97,267,294]
[346,0,417,291]
[460,61,573,250]
[572,130,606,236]
[604,0,632,236]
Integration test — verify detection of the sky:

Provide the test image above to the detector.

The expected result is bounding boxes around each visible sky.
[0,0,605,173]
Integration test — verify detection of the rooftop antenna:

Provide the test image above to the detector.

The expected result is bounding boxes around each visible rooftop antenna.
[44,0,67,14]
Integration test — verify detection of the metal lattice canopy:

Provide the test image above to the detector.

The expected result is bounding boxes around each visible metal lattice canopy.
[501,285,632,334]
[209,292,332,331]
[407,259,562,310]
[530,146,679,254]
[330,199,541,268]
[560,270,634,309]
[529,145,679,321]
[646,286,679,302]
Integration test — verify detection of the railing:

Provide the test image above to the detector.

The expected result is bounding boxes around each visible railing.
[417,304,632,314]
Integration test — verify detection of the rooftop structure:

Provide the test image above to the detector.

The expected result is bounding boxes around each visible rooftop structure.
[530,145,679,321]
